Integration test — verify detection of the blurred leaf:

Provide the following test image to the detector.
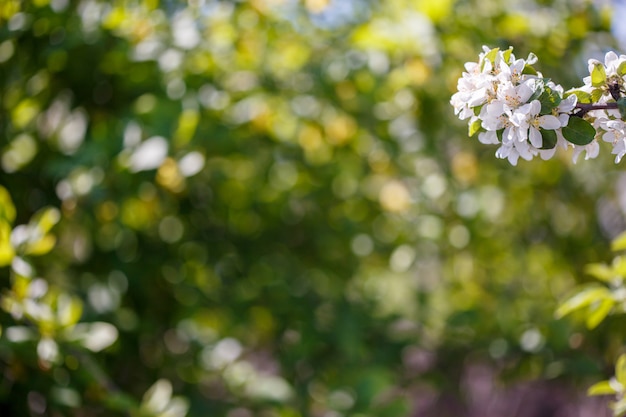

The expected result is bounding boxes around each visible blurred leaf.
[103,392,139,413]
[555,286,611,319]
[612,231,626,252]
[585,263,615,283]
[617,354,626,387]
[30,207,61,235]
[23,234,56,256]
[586,297,614,329]
[0,221,15,266]
[588,380,617,396]
[0,186,16,224]
[613,256,626,278]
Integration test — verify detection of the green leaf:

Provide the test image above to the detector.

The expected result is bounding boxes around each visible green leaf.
[618,61,626,77]
[588,380,618,396]
[613,231,626,251]
[483,47,499,64]
[555,285,611,318]
[0,186,16,224]
[590,61,607,87]
[31,207,61,235]
[586,297,614,329]
[0,222,14,267]
[591,88,604,103]
[585,263,616,283]
[103,393,139,413]
[538,86,562,114]
[618,97,626,120]
[522,64,538,75]
[567,90,592,104]
[502,47,513,63]
[468,119,481,137]
[540,128,557,149]
[23,235,56,256]
[617,354,626,386]
[561,116,596,146]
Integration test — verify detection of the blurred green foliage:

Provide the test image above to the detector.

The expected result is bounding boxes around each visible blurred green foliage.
[0,0,624,416]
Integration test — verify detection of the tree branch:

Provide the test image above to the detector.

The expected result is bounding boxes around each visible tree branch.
[574,102,618,117]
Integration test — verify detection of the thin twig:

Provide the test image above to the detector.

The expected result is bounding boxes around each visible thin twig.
[574,102,619,117]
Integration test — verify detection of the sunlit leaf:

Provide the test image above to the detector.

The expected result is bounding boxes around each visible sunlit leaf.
[586,297,614,329]
[23,234,56,256]
[617,354,626,386]
[567,90,591,104]
[590,61,607,87]
[613,256,626,278]
[0,186,16,223]
[588,380,618,396]
[0,221,15,266]
[585,263,617,283]
[591,88,604,103]
[31,207,61,235]
[555,286,612,318]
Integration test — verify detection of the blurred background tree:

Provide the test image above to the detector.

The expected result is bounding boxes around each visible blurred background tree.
[0,0,624,416]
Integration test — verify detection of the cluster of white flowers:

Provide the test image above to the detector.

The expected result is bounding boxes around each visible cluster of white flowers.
[570,51,626,163]
[451,46,626,165]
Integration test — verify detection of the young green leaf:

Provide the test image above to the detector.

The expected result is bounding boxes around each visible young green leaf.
[567,90,592,104]
[562,117,596,146]
[590,61,607,87]
[0,222,15,267]
[612,256,626,278]
[586,297,614,329]
[619,61,626,77]
[588,380,618,396]
[0,186,16,224]
[502,47,513,63]
[522,64,538,75]
[555,285,612,318]
[484,47,499,65]
[616,354,626,386]
[591,88,604,103]
[585,263,617,283]
[539,87,562,114]
[469,119,481,137]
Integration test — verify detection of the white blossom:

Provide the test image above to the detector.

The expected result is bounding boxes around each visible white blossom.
[449,46,626,165]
